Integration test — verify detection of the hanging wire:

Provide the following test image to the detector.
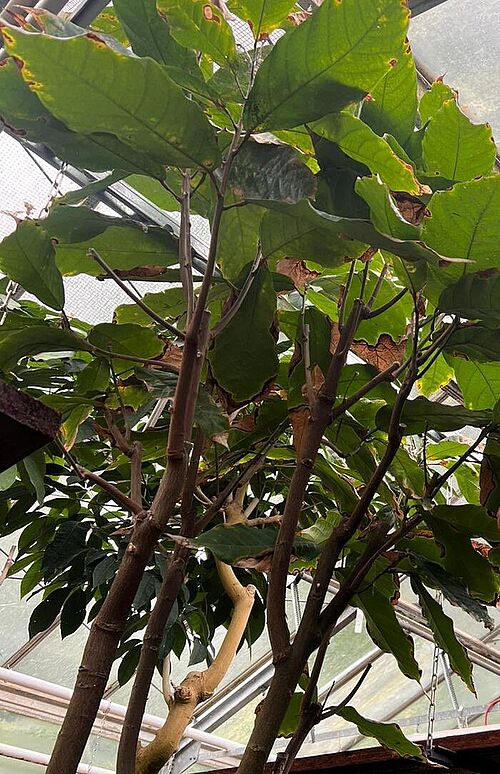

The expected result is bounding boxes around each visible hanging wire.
[426,613,441,756]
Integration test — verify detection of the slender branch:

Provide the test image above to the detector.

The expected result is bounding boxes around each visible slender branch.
[109,363,131,443]
[321,664,372,719]
[365,287,408,319]
[79,468,143,515]
[365,263,387,310]
[179,171,195,324]
[87,248,185,339]
[330,362,400,422]
[0,545,16,586]
[130,442,143,510]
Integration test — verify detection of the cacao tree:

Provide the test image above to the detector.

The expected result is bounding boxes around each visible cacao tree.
[0,2,498,774]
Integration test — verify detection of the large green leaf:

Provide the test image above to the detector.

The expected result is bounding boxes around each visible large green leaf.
[0,221,64,310]
[422,177,500,274]
[40,206,178,277]
[360,42,417,147]
[450,357,500,411]
[0,58,161,176]
[115,288,186,326]
[376,396,492,435]
[0,326,90,371]
[114,0,196,69]
[444,325,500,363]
[438,271,500,324]
[425,515,499,602]
[3,27,220,170]
[416,353,453,397]
[353,585,421,681]
[157,0,236,66]
[228,0,296,36]
[421,99,496,183]
[312,113,421,194]
[244,0,409,130]
[356,177,419,241]
[431,505,500,543]
[87,323,163,372]
[187,522,319,565]
[228,141,316,203]
[217,204,263,281]
[336,706,424,759]
[209,266,278,403]
[43,521,89,574]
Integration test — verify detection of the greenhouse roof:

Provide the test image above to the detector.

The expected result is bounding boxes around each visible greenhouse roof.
[0,1,499,773]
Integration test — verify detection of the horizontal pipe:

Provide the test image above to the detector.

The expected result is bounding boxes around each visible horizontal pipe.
[0,667,237,751]
[0,743,113,774]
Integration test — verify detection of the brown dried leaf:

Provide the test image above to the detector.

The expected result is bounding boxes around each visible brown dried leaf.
[277,258,319,289]
[111,265,172,279]
[156,341,183,372]
[330,324,406,371]
[392,192,430,225]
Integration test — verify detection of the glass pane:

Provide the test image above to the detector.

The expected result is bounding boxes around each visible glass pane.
[409,0,500,142]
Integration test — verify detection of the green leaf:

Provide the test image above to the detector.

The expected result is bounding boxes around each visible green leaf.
[424,515,499,602]
[157,0,236,66]
[0,58,161,176]
[416,353,453,397]
[76,358,110,394]
[115,288,186,326]
[450,357,500,411]
[431,505,500,543]
[411,558,494,630]
[229,141,317,203]
[188,522,319,565]
[376,396,491,435]
[389,448,424,497]
[209,266,278,403]
[228,0,296,36]
[58,172,125,206]
[0,325,90,371]
[244,0,409,130]
[118,642,142,685]
[195,389,229,439]
[29,588,69,638]
[444,325,500,363]
[419,80,456,124]
[0,221,64,310]
[3,27,220,171]
[43,521,89,574]
[0,465,17,492]
[425,441,470,461]
[422,177,500,275]
[353,585,421,681]
[312,113,421,193]
[41,206,179,277]
[23,451,46,506]
[356,177,419,241]
[277,691,303,738]
[336,706,424,759]
[439,271,500,324]
[93,555,120,588]
[360,42,417,146]
[60,588,87,638]
[421,99,496,183]
[217,204,264,280]
[114,0,196,70]
[87,323,163,372]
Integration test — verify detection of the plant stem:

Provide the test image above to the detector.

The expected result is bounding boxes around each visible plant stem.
[179,171,194,324]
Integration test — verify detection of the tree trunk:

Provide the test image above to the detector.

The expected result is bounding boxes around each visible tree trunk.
[116,548,187,774]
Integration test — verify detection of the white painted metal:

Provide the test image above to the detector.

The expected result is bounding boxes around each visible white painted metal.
[0,742,113,774]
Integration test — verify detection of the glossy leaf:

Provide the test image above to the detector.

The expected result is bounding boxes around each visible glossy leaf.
[209,266,278,403]
[157,0,236,66]
[244,0,409,130]
[229,141,317,203]
[360,42,417,147]
[29,588,69,638]
[431,505,500,543]
[0,220,64,310]
[353,585,421,681]
[422,99,496,183]
[419,80,456,124]
[450,357,500,411]
[60,588,87,638]
[3,27,220,170]
[438,271,500,324]
[337,706,424,759]
[312,113,421,194]
[376,396,491,435]
[43,521,89,574]
[228,0,296,36]
[217,204,263,281]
